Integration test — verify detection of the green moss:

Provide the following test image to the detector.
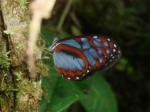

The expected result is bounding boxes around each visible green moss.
[0,42,10,74]
[18,0,28,10]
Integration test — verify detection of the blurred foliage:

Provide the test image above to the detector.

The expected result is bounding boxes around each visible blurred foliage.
[40,0,150,112]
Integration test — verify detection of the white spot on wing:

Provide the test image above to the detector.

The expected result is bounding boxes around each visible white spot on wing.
[113,49,116,52]
[87,70,89,73]
[107,38,110,41]
[93,36,98,38]
[67,77,70,80]
[114,44,117,48]
[76,77,79,80]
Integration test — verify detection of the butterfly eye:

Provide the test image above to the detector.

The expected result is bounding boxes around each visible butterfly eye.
[50,35,121,81]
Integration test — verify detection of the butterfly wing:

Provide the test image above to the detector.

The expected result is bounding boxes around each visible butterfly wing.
[53,35,121,81]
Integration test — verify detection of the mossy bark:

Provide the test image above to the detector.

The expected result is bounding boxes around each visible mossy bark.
[0,0,42,111]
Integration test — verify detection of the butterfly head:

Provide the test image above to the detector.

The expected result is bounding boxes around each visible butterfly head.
[49,36,59,51]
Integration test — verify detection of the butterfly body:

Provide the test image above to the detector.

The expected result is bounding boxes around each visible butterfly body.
[50,35,121,81]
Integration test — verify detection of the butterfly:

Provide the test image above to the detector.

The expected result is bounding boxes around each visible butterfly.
[49,35,121,81]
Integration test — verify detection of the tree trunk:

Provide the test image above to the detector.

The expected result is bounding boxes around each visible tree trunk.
[0,0,42,111]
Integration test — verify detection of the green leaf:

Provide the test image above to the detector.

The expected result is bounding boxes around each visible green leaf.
[77,73,118,112]
[45,77,83,112]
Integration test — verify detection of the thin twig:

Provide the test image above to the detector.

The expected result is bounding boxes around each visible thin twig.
[57,0,73,30]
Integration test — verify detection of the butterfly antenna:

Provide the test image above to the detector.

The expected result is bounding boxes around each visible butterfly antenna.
[49,36,59,51]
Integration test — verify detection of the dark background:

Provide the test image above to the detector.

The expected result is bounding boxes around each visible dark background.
[48,0,150,112]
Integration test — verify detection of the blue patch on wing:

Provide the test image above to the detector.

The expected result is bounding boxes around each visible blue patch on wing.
[95,38,101,42]
[82,42,90,49]
[60,52,77,72]
[60,39,81,49]
[53,51,85,72]
[81,38,88,42]
[104,42,108,47]
[89,48,99,59]
[84,50,96,66]
[98,48,102,54]
[53,52,60,67]
[73,58,83,70]
[76,58,84,68]
[54,51,77,72]
[93,40,101,47]
[98,58,103,63]
[54,52,69,70]
[106,49,110,54]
